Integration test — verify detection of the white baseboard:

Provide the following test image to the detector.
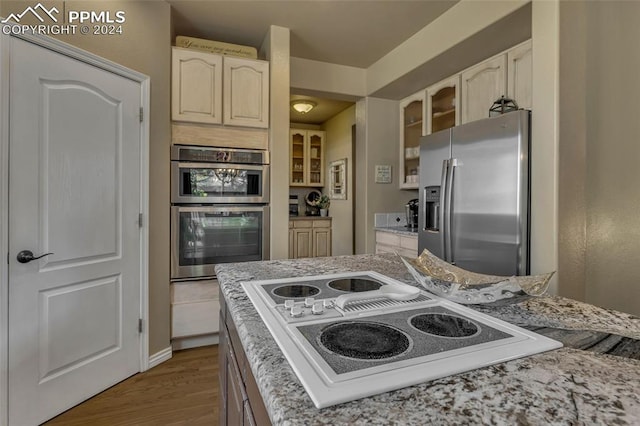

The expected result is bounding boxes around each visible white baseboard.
[172,333,219,351]
[148,346,172,369]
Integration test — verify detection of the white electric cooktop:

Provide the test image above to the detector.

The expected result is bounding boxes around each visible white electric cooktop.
[241,271,562,409]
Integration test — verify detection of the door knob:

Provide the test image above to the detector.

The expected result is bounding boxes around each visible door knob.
[16,250,53,264]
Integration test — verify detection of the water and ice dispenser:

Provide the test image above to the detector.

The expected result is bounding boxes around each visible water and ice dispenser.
[424,186,440,231]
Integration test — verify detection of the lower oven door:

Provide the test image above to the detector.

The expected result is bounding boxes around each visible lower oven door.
[171,205,270,279]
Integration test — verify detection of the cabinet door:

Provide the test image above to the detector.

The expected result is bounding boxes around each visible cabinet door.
[171,47,223,124]
[219,323,228,426]
[312,228,332,257]
[289,130,306,186]
[293,229,312,258]
[306,131,325,187]
[426,75,460,135]
[223,57,269,128]
[461,55,507,124]
[507,40,532,111]
[399,93,424,189]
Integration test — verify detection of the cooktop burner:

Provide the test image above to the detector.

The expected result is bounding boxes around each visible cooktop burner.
[410,313,479,338]
[319,322,411,360]
[273,284,320,298]
[241,270,563,408]
[327,278,382,292]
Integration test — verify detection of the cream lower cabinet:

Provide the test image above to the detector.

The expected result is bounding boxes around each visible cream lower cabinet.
[375,231,418,258]
[170,279,220,341]
[289,218,332,258]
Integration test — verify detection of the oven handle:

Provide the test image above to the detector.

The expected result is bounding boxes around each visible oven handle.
[174,162,268,171]
[173,205,269,214]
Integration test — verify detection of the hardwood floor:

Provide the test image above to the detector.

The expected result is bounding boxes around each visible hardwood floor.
[44,345,219,426]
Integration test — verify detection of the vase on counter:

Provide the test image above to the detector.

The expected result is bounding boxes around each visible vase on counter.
[320,208,328,217]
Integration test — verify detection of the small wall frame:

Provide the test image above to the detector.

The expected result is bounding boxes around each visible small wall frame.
[329,158,347,200]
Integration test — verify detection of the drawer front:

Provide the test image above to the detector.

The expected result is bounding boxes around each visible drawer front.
[312,219,331,228]
[171,299,220,338]
[400,235,418,250]
[292,220,313,229]
[375,231,400,247]
[172,279,219,304]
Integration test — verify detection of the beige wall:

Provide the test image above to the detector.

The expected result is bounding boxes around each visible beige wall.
[556,1,640,316]
[583,2,640,316]
[323,105,355,255]
[260,25,290,260]
[355,97,418,254]
[558,0,587,301]
[1,1,172,354]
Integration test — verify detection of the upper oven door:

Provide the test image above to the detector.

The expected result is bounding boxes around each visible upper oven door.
[171,162,270,204]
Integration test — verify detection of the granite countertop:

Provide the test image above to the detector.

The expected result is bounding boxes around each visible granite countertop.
[375,225,418,237]
[215,254,640,425]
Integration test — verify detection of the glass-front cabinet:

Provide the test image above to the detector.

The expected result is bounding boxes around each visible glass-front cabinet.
[426,75,460,135]
[290,129,325,187]
[399,93,424,189]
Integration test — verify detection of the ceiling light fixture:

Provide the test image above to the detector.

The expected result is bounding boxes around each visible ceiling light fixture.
[291,100,317,114]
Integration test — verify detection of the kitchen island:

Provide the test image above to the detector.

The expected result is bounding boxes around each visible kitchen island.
[216,254,640,425]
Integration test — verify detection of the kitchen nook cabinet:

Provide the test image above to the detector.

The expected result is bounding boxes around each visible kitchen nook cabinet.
[461,54,507,124]
[425,75,460,135]
[171,47,269,128]
[399,93,424,189]
[289,218,332,259]
[289,129,325,187]
[507,40,533,111]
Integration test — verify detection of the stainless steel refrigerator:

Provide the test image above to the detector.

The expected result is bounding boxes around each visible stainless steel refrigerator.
[418,110,530,276]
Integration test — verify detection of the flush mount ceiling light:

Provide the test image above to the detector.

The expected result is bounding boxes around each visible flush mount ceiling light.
[291,100,317,114]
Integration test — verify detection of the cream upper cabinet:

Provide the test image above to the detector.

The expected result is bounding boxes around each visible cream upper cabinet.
[425,75,460,135]
[461,55,507,124]
[399,92,424,189]
[223,56,269,128]
[172,47,223,124]
[507,40,533,111]
[171,47,269,128]
[290,129,325,187]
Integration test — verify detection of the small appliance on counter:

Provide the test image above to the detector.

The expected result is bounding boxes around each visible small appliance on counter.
[289,195,299,216]
[405,199,419,229]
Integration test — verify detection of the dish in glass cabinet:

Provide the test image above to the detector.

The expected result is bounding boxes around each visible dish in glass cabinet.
[399,249,554,304]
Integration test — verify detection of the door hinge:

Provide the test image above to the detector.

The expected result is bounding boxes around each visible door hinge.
[139,107,144,123]
[138,213,143,228]
[138,318,143,333]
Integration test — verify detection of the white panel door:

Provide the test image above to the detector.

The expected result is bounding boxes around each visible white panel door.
[223,57,269,128]
[8,38,141,425]
[507,40,533,111]
[171,47,223,124]
[461,55,507,124]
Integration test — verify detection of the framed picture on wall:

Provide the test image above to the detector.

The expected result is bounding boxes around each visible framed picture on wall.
[329,158,347,200]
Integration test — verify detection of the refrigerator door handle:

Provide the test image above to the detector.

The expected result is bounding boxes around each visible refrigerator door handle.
[439,159,449,260]
[445,158,457,264]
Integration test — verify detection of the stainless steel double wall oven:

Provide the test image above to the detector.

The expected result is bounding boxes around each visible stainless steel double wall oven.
[171,145,270,279]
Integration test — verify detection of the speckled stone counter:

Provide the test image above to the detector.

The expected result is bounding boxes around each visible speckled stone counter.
[375,225,418,237]
[215,254,640,425]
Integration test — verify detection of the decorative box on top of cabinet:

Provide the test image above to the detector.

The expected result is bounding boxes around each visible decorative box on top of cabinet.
[399,93,424,189]
[290,129,325,187]
[171,46,269,128]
